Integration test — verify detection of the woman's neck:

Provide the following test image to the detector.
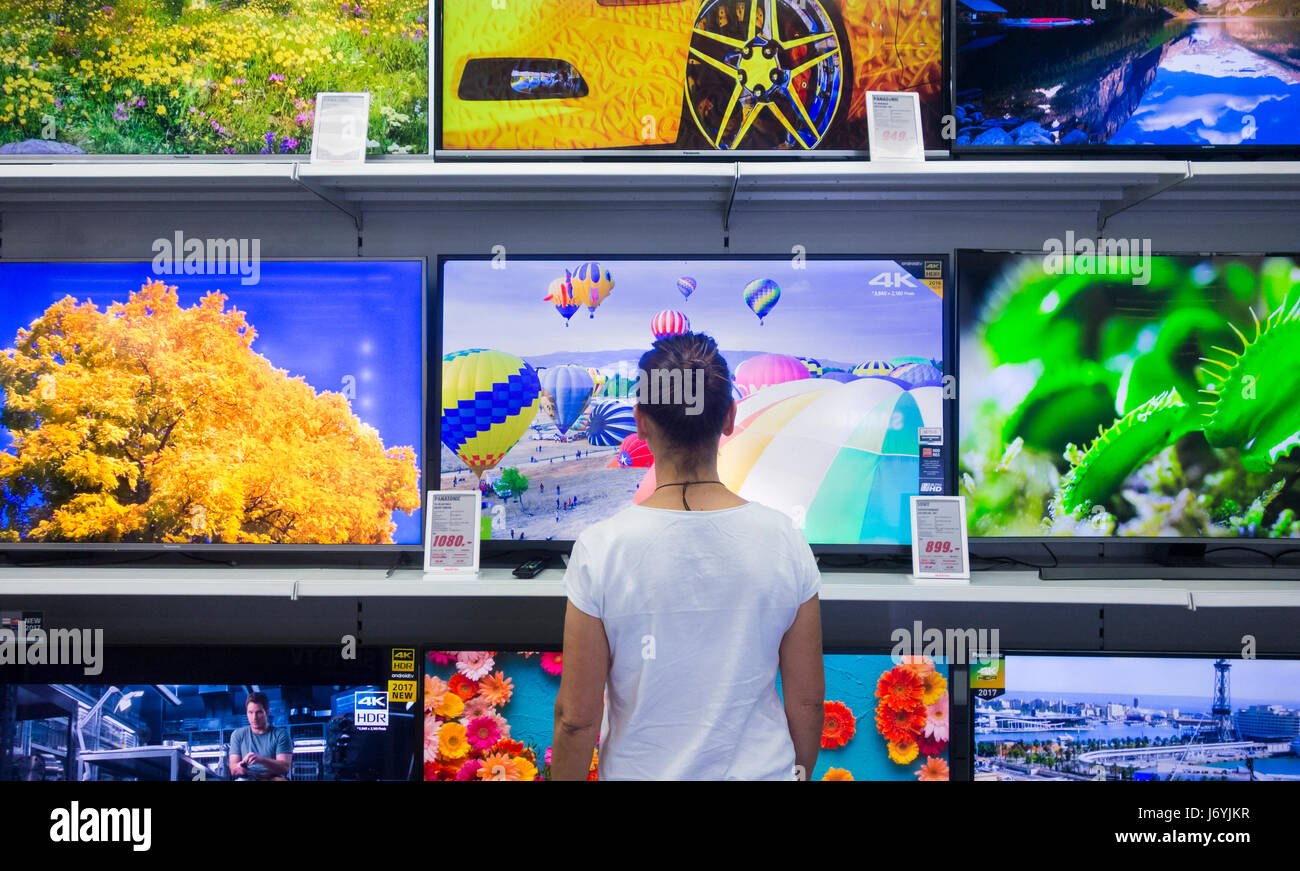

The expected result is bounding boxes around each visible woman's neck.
[643,456,746,511]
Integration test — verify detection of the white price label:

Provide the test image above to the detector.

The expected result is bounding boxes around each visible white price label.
[910,496,970,581]
[865,91,925,162]
[423,491,481,575]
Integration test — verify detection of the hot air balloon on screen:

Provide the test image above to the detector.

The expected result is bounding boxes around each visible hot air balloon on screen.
[651,310,690,340]
[585,400,637,447]
[742,278,781,324]
[598,372,639,398]
[572,261,614,318]
[539,365,596,436]
[585,367,607,394]
[635,379,942,543]
[441,349,542,476]
[543,272,579,326]
[887,362,944,389]
[819,370,861,383]
[853,360,894,377]
[797,357,823,377]
[607,433,654,469]
[734,352,810,397]
[677,276,696,301]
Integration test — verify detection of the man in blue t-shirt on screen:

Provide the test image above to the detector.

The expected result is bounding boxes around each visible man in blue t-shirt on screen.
[229,692,293,781]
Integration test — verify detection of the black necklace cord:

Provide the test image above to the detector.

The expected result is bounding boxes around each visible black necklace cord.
[654,480,723,511]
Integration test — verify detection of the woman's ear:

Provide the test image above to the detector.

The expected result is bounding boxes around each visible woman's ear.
[721,399,737,437]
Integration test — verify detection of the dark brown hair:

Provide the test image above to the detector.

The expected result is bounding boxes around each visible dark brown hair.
[636,332,733,455]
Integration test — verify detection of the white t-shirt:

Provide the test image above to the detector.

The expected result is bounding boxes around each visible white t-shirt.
[563,500,821,781]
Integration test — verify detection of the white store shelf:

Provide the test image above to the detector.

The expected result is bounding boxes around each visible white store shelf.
[4,566,1300,607]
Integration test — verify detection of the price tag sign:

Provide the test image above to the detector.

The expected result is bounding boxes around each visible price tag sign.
[310,91,370,165]
[423,491,480,575]
[910,495,970,581]
[865,91,925,162]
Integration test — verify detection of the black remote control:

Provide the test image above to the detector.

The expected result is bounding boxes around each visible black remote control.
[513,559,547,579]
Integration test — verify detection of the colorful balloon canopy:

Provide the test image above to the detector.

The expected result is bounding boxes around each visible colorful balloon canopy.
[797,356,823,377]
[635,379,942,543]
[819,370,862,383]
[607,433,654,469]
[651,309,691,340]
[539,364,596,436]
[886,362,944,389]
[584,399,636,447]
[676,276,696,301]
[571,261,614,318]
[888,355,932,368]
[852,360,895,376]
[742,278,781,324]
[734,352,810,397]
[441,349,542,476]
[585,367,607,394]
[543,272,579,325]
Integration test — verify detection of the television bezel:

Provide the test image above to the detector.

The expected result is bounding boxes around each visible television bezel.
[946,1,1300,160]
[953,247,1300,547]
[0,256,430,556]
[435,251,954,557]
[432,0,951,160]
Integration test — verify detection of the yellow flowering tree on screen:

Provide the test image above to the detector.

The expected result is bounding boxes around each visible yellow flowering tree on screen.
[0,278,419,543]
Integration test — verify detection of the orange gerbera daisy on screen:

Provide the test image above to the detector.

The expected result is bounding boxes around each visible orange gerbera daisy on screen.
[919,669,947,706]
[438,721,469,760]
[888,739,919,765]
[493,738,525,756]
[478,670,514,707]
[876,701,927,744]
[424,675,447,713]
[917,757,950,781]
[515,755,539,782]
[899,655,935,680]
[876,666,925,713]
[821,701,857,749]
[477,753,522,781]
[447,673,479,701]
[821,767,854,781]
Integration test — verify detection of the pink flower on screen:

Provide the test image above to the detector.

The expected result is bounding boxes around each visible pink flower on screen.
[456,651,494,681]
[464,716,502,752]
[925,695,949,743]
[455,759,483,781]
[427,651,453,666]
[540,652,563,675]
[462,695,495,720]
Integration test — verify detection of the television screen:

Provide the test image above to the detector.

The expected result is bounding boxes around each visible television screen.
[952,1,1300,150]
[438,0,943,152]
[957,251,1300,538]
[0,0,429,156]
[0,259,424,547]
[974,655,1300,781]
[3,682,416,781]
[423,650,950,780]
[439,255,948,547]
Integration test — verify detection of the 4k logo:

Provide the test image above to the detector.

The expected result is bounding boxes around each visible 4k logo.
[391,648,415,673]
[354,691,388,730]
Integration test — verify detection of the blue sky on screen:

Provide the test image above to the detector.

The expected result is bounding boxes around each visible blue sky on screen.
[1006,656,1300,706]
[0,260,425,544]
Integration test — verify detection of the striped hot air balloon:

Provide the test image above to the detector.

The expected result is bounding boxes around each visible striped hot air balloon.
[584,399,636,447]
[797,356,823,377]
[544,272,579,326]
[852,360,894,377]
[742,278,781,324]
[635,379,942,544]
[651,309,690,340]
[571,261,614,318]
[734,352,810,397]
[607,433,653,469]
[539,364,596,436]
[441,349,542,476]
[676,276,696,301]
[887,362,944,389]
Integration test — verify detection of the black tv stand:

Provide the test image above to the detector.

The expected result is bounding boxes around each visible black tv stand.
[1038,543,1300,581]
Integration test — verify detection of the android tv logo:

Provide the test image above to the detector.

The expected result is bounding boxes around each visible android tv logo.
[354,690,389,730]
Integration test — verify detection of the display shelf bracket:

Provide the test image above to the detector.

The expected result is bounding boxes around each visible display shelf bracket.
[722,162,740,245]
[290,163,363,232]
[1096,161,1192,234]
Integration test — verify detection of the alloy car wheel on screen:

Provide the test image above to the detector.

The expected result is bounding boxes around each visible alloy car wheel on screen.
[683,0,846,150]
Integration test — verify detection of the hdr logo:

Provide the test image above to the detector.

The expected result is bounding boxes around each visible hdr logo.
[354,691,388,730]
[390,648,415,674]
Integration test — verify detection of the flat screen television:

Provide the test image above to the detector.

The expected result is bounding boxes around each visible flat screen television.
[438,254,950,551]
[436,0,945,155]
[950,0,1300,154]
[957,250,1300,541]
[973,654,1300,781]
[423,648,952,780]
[0,258,426,552]
[1,645,419,781]
[0,1,430,157]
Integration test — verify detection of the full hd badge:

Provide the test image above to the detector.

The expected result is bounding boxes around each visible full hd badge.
[354,690,388,731]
